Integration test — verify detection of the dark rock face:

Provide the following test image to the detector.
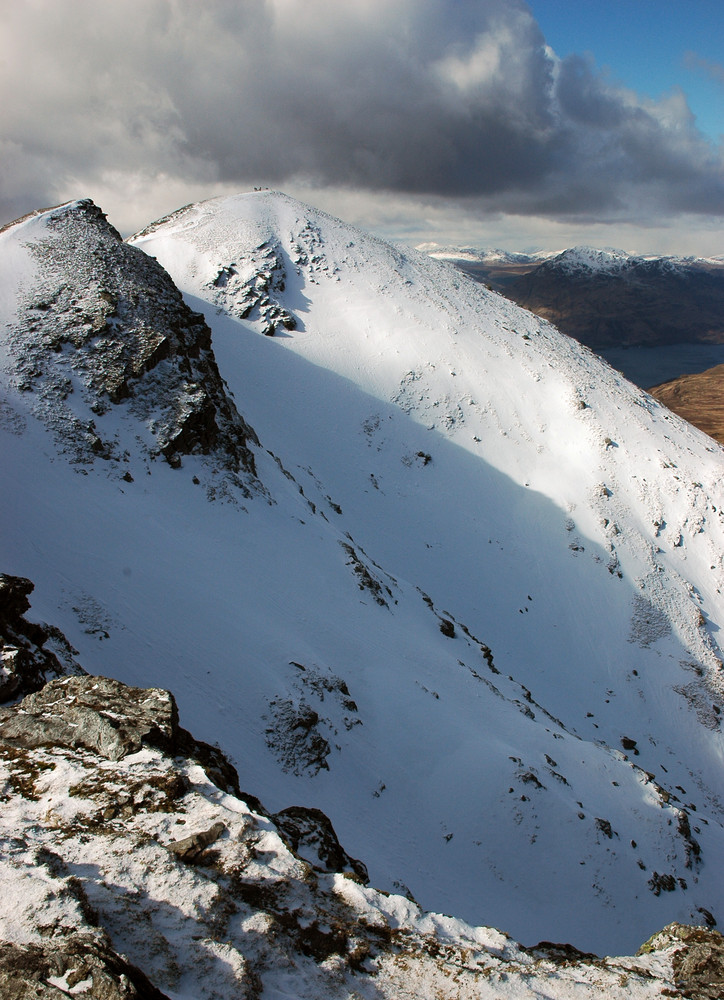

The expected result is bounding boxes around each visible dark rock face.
[5,200,259,480]
[0,936,171,999]
[0,574,83,703]
[212,242,298,337]
[273,806,369,882]
[264,696,333,776]
[173,724,249,800]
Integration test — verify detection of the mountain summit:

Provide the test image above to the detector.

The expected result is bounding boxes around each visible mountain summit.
[1,192,723,955]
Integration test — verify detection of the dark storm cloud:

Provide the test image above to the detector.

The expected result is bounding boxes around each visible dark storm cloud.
[1,0,722,227]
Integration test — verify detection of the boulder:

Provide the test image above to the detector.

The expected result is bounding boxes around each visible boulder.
[273,805,368,882]
[0,675,178,761]
[639,923,724,999]
[0,935,170,999]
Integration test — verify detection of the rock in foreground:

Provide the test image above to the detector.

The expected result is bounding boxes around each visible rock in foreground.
[1,669,720,999]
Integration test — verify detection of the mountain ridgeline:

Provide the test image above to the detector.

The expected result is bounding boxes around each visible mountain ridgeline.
[427,244,724,352]
[0,199,259,484]
[1,193,724,986]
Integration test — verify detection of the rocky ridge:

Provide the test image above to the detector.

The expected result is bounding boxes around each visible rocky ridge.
[3,191,724,955]
[1,200,260,490]
[1,588,723,1000]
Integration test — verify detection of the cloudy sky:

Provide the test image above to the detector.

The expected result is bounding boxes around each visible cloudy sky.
[2,0,723,253]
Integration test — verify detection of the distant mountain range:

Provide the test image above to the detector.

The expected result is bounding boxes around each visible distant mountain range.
[422,243,724,442]
[1,193,724,996]
[421,244,724,353]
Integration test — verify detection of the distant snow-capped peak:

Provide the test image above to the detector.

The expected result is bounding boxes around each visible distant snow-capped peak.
[415,242,556,264]
[548,245,634,273]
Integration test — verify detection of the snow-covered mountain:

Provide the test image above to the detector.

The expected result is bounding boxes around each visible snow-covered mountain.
[525,245,724,290]
[416,244,555,266]
[544,246,636,274]
[2,193,724,964]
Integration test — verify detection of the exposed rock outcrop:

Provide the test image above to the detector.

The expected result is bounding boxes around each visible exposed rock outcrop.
[0,660,717,999]
[0,584,702,998]
[639,922,724,999]
[4,199,260,483]
[0,580,715,999]
[0,674,248,797]
[0,574,83,703]
[0,936,171,1000]
[273,805,369,882]
[0,675,178,761]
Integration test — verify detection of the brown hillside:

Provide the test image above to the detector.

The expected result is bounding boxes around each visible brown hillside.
[649,363,724,446]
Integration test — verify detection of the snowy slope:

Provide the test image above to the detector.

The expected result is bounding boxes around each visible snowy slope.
[1,194,724,956]
[0,670,705,1000]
